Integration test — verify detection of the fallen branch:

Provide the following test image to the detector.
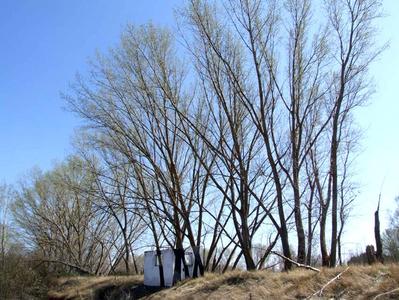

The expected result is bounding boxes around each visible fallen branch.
[308,267,350,298]
[270,251,320,272]
[373,287,399,300]
[32,259,93,275]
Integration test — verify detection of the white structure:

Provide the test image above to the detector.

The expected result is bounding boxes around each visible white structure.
[144,248,196,287]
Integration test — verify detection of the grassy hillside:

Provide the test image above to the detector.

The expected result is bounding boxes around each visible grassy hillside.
[48,264,399,299]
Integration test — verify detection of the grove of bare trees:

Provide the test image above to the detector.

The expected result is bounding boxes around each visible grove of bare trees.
[7,0,385,288]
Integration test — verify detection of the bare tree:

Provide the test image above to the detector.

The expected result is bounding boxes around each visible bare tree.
[66,24,215,279]
[13,158,114,275]
[324,0,384,267]
[183,0,290,270]
[61,0,384,273]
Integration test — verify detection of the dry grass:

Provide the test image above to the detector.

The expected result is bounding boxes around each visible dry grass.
[48,275,143,299]
[48,264,399,299]
[147,264,399,300]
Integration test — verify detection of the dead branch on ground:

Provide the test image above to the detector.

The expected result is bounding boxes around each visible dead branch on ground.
[373,287,399,300]
[270,251,320,272]
[308,267,350,298]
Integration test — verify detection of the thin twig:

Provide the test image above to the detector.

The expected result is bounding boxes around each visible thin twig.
[309,267,350,298]
[373,287,399,300]
[270,251,320,272]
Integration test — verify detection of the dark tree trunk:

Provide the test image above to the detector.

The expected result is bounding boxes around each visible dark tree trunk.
[232,251,243,270]
[192,246,204,277]
[132,251,139,274]
[156,249,165,287]
[320,206,330,267]
[292,128,306,264]
[257,234,279,270]
[240,217,256,271]
[337,234,343,266]
[306,214,313,266]
[222,245,238,273]
[122,229,130,274]
[279,205,292,271]
[329,139,338,267]
[173,248,186,284]
[374,201,384,263]
[294,184,306,264]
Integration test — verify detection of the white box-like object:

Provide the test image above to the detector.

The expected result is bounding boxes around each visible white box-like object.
[144,248,196,287]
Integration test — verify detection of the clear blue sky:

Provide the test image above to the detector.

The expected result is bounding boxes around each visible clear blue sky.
[0,0,181,182]
[348,0,399,252]
[0,0,398,253]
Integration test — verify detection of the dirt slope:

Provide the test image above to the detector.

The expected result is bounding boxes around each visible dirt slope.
[49,264,399,299]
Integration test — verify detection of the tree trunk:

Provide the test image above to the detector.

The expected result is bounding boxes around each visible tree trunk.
[132,251,139,275]
[294,179,306,264]
[306,203,313,266]
[330,147,338,267]
[279,200,292,271]
[192,246,204,277]
[329,110,341,267]
[374,201,384,263]
[156,249,165,287]
[320,206,330,266]
[173,248,186,284]
[337,234,342,266]
[240,214,256,271]
[122,229,130,274]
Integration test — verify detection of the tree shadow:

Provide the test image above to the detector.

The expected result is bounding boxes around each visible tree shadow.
[95,284,164,300]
